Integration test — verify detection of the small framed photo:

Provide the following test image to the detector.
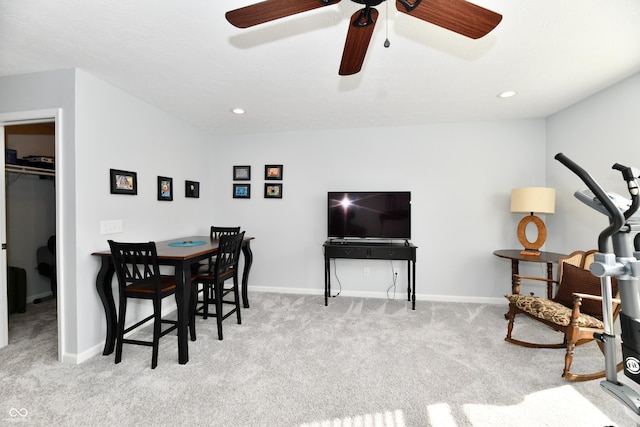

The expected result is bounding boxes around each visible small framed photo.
[234,165,251,181]
[264,164,283,180]
[158,176,173,201]
[110,169,137,195]
[185,180,200,198]
[264,183,282,199]
[233,183,251,199]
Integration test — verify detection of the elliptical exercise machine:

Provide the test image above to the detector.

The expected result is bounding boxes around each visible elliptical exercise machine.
[556,153,640,416]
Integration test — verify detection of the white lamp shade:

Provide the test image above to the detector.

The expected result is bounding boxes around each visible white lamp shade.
[510,187,556,214]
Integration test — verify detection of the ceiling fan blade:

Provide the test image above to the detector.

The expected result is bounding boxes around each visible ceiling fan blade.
[396,0,502,39]
[226,0,340,28]
[339,8,379,76]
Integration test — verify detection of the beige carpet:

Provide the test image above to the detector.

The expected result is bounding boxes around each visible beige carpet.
[1,293,639,426]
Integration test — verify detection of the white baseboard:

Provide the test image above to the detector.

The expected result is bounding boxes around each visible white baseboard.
[26,291,54,304]
[247,286,506,305]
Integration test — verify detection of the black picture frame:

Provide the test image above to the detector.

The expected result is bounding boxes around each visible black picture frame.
[110,169,137,195]
[185,180,199,198]
[233,165,251,181]
[233,183,251,199]
[158,176,173,201]
[264,164,283,180]
[264,183,282,199]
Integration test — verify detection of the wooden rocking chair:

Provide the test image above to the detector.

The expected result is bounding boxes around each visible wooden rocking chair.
[504,249,623,381]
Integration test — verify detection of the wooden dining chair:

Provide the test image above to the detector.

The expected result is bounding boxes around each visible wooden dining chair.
[190,231,245,340]
[108,240,178,369]
[504,249,623,381]
[191,226,241,313]
[195,226,241,267]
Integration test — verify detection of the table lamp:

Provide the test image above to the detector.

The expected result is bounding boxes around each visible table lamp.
[510,187,555,256]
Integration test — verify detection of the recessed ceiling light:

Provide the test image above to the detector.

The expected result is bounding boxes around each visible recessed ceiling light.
[497,90,517,98]
[231,108,245,115]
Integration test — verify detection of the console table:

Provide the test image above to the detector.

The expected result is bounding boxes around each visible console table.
[323,240,418,309]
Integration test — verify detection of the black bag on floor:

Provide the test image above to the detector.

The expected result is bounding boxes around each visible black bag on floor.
[7,266,27,314]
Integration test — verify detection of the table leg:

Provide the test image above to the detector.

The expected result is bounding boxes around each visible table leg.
[324,257,330,306]
[505,259,521,319]
[546,262,554,298]
[241,242,253,309]
[510,260,521,294]
[411,260,416,310]
[176,262,190,364]
[95,257,116,355]
[406,260,411,302]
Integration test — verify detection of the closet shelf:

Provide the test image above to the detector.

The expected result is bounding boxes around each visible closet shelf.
[5,164,55,177]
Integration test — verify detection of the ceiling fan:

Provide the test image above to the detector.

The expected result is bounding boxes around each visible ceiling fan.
[225,0,502,75]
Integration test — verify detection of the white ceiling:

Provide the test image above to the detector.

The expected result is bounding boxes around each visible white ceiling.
[2,0,640,136]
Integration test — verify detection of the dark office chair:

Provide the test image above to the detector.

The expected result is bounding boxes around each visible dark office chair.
[34,235,56,304]
[108,240,178,369]
[190,231,245,341]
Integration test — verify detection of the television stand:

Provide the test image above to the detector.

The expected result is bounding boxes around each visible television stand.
[323,240,418,309]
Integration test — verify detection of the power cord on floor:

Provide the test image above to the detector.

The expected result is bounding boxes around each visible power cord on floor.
[331,258,342,297]
[387,262,397,300]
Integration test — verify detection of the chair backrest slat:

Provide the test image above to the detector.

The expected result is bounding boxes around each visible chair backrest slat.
[108,241,162,292]
[210,226,241,240]
[214,231,245,278]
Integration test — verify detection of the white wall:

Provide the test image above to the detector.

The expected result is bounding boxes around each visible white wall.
[546,72,640,253]
[212,120,547,302]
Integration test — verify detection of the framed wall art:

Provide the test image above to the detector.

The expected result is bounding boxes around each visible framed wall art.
[233,165,251,181]
[110,169,137,195]
[264,164,283,180]
[233,183,251,199]
[264,183,282,199]
[158,176,173,201]
[185,180,200,198]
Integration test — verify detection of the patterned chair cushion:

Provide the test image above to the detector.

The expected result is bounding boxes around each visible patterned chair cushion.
[553,263,618,319]
[505,294,604,328]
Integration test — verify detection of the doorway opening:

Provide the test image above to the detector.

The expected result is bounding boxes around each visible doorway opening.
[0,109,61,362]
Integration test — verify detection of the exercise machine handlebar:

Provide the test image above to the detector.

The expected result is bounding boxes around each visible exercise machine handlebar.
[554,153,626,252]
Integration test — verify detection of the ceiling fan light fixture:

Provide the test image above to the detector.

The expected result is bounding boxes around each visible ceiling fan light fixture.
[498,90,517,98]
[231,108,246,115]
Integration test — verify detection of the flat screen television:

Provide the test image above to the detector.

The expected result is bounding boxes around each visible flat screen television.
[327,191,411,239]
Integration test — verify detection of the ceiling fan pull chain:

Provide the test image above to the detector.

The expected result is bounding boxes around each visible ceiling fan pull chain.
[384,0,390,47]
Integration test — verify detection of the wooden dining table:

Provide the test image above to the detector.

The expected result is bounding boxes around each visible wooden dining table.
[91,235,254,364]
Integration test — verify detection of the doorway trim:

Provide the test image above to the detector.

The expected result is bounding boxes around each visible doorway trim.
[0,108,63,362]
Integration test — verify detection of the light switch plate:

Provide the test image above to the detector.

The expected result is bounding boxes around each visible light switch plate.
[100,220,123,235]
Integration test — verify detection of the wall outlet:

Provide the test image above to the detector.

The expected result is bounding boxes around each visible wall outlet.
[100,219,123,235]
[364,267,370,276]
[394,268,400,276]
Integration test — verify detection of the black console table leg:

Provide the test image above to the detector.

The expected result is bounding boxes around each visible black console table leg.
[324,258,330,306]
[406,260,411,302]
[411,260,416,310]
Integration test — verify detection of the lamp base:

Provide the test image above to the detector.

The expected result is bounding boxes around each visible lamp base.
[517,214,547,256]
[520,249,541,257]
